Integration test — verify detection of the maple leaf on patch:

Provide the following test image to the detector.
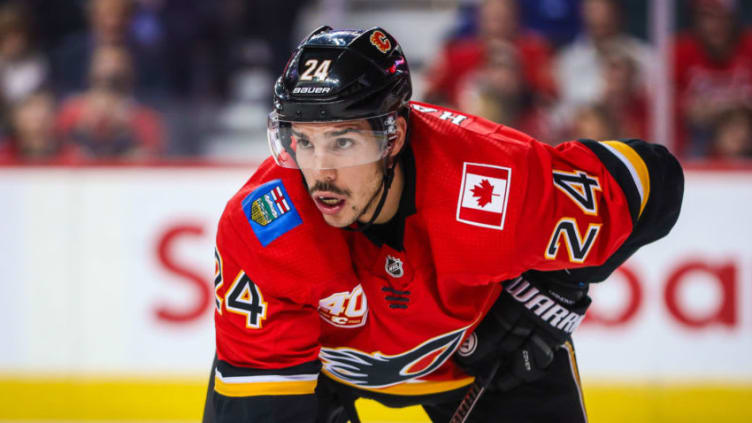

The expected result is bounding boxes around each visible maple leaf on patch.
[471,179,498,207]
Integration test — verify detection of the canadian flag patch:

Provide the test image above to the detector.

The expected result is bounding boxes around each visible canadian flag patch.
[456,162,511,230]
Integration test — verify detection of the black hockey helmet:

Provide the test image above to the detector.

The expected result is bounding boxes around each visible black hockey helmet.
[268,26,412,170]
[272,25,412,122]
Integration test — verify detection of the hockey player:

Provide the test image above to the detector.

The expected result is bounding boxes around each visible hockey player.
[206,26,683,422]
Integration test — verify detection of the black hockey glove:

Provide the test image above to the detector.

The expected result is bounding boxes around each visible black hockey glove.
[455,270,591,391]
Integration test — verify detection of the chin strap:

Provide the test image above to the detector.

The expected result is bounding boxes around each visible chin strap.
[345,118,407,233]
[344,159,396,233]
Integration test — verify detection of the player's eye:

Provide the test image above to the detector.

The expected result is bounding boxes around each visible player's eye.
[334,138,354,149]
[297,137,312,149]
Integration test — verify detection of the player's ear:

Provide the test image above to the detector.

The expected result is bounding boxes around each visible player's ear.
[388,116,408,159]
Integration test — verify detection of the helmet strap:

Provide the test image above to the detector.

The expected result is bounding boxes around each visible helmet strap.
[345,158,396,233]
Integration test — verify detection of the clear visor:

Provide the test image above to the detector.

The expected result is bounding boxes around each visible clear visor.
[267,111,397,170]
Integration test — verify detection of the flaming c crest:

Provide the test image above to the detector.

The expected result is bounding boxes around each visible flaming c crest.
[369,30,391,54]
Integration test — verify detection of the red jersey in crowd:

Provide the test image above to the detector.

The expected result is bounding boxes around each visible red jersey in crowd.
[673,29,752,156]
[424,35,557,107]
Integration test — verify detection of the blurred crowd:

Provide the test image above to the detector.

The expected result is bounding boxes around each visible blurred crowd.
[0,0,307,162]
[0,0,750,163]
[425,0,752,159]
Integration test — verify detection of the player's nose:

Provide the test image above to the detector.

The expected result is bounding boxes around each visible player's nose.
[314,167,337,182]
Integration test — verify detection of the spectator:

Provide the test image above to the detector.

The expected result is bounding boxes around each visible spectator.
[555,40,649,141]
[0,2,49,106]
[599,42,649,139]
[155,0,231,101]
[568,103,620,141]
[457,40,553,142]
[673,0,752,158]
[554,0,652,112]
[0,90,62,161]
[55,45,165,159]
[710,106,752,159]
[423,0,556,107]
[52,0,167,103]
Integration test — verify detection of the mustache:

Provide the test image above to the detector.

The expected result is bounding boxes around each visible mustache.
[309,181,351,197]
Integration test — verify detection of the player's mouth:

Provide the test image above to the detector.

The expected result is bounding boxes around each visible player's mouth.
[313,192,347,215]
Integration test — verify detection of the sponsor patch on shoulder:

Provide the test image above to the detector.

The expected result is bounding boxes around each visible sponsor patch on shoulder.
[242,180,302,247]
[456,162,511,230]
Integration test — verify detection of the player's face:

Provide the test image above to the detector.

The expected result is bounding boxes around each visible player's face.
[293,119,391,228]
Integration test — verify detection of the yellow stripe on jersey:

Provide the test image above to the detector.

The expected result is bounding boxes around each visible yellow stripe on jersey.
[563,341,589,422]
[322,369,475,396]
[214,375,318,397]
[601,141,651,217]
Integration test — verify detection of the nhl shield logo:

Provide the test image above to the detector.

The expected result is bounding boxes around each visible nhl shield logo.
[456,162,511,230]
[385,255,404,278]
[458,332,478,357]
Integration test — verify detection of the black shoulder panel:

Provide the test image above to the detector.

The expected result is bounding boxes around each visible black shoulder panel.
[579,138,642,225]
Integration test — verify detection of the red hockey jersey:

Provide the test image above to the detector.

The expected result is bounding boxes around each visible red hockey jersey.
[211,101,680,408]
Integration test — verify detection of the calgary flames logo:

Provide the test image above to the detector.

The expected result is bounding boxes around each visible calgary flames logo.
[369,30,391,54]
[320,327,467,388]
